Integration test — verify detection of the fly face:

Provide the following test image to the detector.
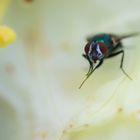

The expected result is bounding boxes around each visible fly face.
[83,42,104,64]
[80,41,106,89]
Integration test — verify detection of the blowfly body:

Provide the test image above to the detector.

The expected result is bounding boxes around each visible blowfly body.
[79,33,139,89]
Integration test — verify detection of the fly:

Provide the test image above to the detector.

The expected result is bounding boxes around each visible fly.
[79,33,139,89]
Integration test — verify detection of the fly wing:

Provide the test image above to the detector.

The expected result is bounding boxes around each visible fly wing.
[109,32,140,47]
[116,32,140,41]
[86,32,140,48]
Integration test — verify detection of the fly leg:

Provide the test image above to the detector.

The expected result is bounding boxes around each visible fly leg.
[107,50,132,80]
[79,59,104,89]
[87,59,104,76]
[86,60,93,75]
[82,54,93,75]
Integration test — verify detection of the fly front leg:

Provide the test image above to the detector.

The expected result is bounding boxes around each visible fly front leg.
[86,61,93,76]
[87,59,104,77]
[87,59,104,76]
[79,59,104,89]
[82,54,93,75]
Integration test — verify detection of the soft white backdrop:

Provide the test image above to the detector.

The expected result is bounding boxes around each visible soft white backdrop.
[1,0,140,140]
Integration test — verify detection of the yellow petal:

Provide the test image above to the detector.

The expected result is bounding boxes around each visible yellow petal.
[0,25,16,48]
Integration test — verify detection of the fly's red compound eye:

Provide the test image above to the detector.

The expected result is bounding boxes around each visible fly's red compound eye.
[84,43,90,54]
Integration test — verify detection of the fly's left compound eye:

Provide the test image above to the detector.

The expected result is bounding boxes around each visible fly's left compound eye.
[84,43,91,54]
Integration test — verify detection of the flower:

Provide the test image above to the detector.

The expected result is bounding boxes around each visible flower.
[0,0,16,47]
[0,25,16,47]
[1,1,140,140]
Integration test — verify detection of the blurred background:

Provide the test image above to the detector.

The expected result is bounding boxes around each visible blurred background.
[1,0,140,140]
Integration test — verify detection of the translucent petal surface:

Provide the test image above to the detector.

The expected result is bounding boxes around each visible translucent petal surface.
[1,0,140,140]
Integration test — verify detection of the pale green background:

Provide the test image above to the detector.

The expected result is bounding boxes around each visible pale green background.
[1,0,140,140]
